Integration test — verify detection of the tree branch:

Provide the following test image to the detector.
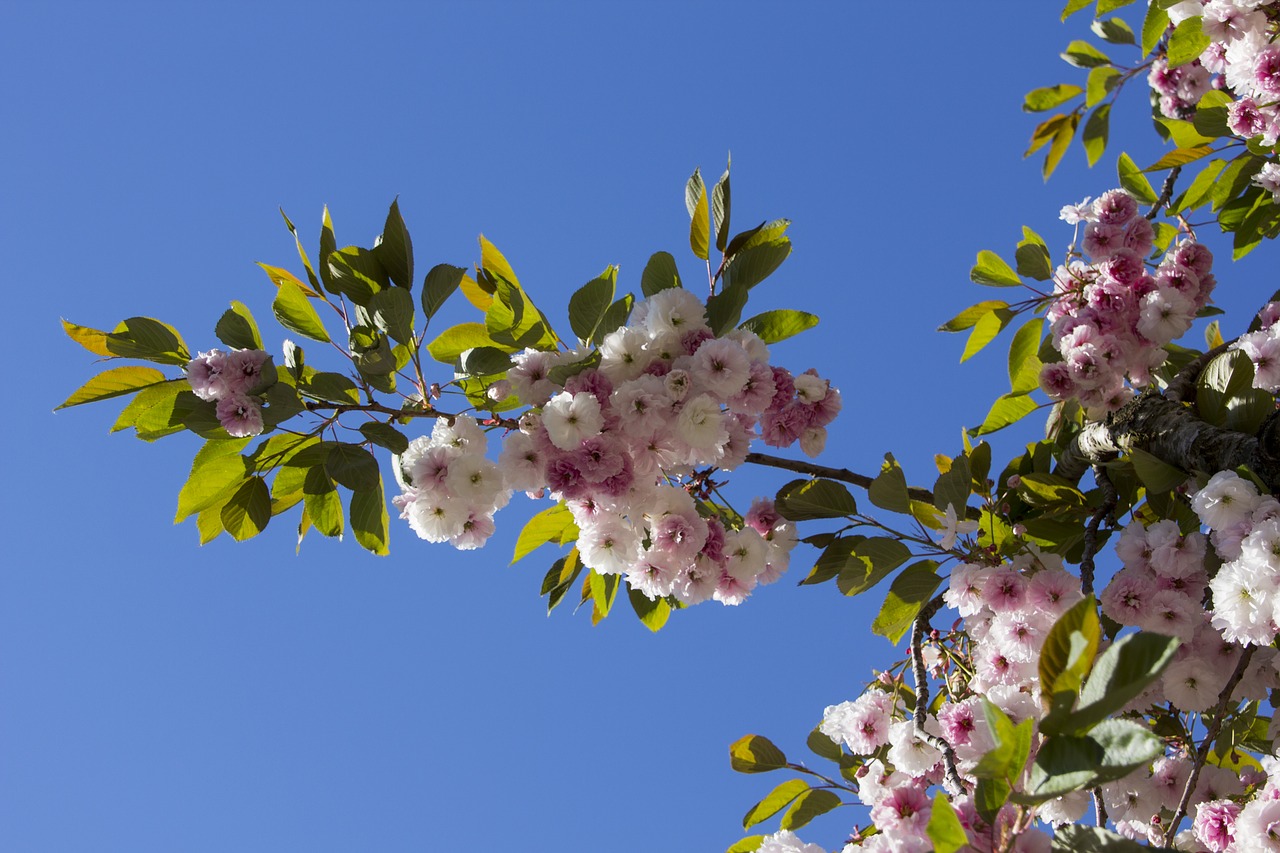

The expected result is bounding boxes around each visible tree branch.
[910,596,966,796]
[744,452,978,518]
[1146,165,1182,220]
[1055,390,1280,491]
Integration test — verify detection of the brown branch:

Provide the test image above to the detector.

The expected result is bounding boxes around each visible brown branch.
[910,596,966,796]
[1162,647,1255,845]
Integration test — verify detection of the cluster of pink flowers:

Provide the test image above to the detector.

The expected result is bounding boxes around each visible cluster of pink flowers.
[1042,188,1216,414]
[186,348,272,437]
[392,415,512,550]
[1155,1,1280,148]
[1232,301,1280,392]
[394,286,838,608]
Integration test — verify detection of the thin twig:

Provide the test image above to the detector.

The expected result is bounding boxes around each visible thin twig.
[910,596,966,796]
[743,452,978,519]
[1162,647,1255,844]
[1146,166,1182,220]
[1078,464,1118,597]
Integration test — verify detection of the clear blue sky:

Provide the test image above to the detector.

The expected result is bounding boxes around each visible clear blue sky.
[3,3,1268,851]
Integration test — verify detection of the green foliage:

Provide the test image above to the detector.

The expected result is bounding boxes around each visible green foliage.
[775,479,858,521]
[729,735,788,773]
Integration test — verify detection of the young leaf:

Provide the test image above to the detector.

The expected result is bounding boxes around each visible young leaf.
[1141,3,1170,56]
[512,503,578,564]
[421,263,467,320]
[220,476,272,541]
[712,161,731,253]
[737,310,819,344]
[1023,84,1083,113]
[1082,103,1110,166]
[1060,40,1110,68]
[775,478,858,521]
[729,735,788,773]
[568,267,617,344]
[374,198,414,289]
[687,168,710,261]
[969,250,1021,287]
[351,478,389,556]
[273,280,331,343]
[215,301,264,350]
[1117,152,1158,204]
[868,455,910,513]
[871,561,941,644]
[1167,15,1210,67]
[641,251,682,297]
[778,789,840,830]
[742,779,809,830]
[57,365,169,410]
[926,793,968,853]
[627,587,670,632]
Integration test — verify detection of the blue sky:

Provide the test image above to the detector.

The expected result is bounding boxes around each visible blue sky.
[4,3,1269,851]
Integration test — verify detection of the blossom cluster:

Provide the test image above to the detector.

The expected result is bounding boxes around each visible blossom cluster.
[392,415,512,550]
[1154,1,1280,151]
[395,287,839,607]
[1043,188,1216,414]
[1231,300,1280,392]
[186,347,272,437]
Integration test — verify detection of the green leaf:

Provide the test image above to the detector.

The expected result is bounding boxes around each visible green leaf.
[486,279,557,351]
[57,365,169,410]
[1204,350,1273,433]
[775,478,857,521]
[974,777,1011,826]
[1082,103,1110,166]
[1096,0,1138,12]
[970,251,1021,287]
[325,443,381,492]
[1146,144,1215,172]
[1117,152,1158,204]
[972,393,1039,436]
[1092,16,1135,44]
[1142,3,1171,56]
[303,372,359,405]
[687,167,710,261]
[1167,15,1210,68]
[374,198,413,289]
[869,455,910,513]
[1027,113,1071,157]
[871,561,941,644]
[370,286,415,344]
[215,301,264,350]
[722,224,791,290]
[326,245,388,306]
[729,734,787,774]
[837,537,911,596]
[926,794,968,853]
[421,264,466,320]
[459,346,514,378]
[512,503,578,564]
[427,322,505,365]
[1058,632,1180,733]
[303,467,343,538]
[588,570,620,625]
[725,837,764,853]
[1060,40,1110,68]
[174,440,252,522]
[358,422,409,455]
[479,235,520,288]
[1027,720,1164,801]
[542,550,582,614]
[1176,159,1226,212]
[742,779,809,830]
[220,476,271,541]
[568,267,617,344]
[114,379,188,439]
[593,294,634,345]
[706,280,748,336]
[1061,0,1091,19]
[318,206,338,294]
[1085,66,1121,108]
[1023,84,1082,113]
[1014,228,1053,281]
[272,280,331,343]
[351,477,389,556]
[1038,596,1101,732]
[712,162,731,253]
[737,310,819,344]
[1193,105,1232,140]
[627,587,671,632]
[973,700,1034,782]
[806,727,842,762]
[938,301,1009,333]
[1008,317,1045,394]
[641,251,682,297]
[961,306,1014,363]
[1128,447,1186,493]
[934,456,971,517]
[104,316,190,365]
[778,789,840,831]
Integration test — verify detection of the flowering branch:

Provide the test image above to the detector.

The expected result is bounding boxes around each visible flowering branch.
[1146,165,1182,220]
[909,595,966,796]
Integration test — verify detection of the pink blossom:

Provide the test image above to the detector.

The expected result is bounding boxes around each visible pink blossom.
[215,394,264,437]
[1194,799,1241,853]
